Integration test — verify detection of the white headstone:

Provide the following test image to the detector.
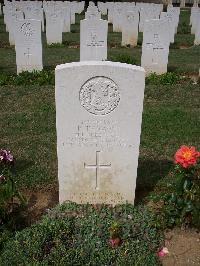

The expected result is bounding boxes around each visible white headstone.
[46,11,63,44]
[141,19,169,75]
[15,19,43,74]
[190,7,200,25]
[7,10,24,45]
[85,4,101,20]
[70,2,77,24]
[193,0,199,7]
[167,6,180,34]
[121,10,139,47]
[194,15,200,44]
[98,2,107,15]
[191,11,200,34]
[80,17,108,61]
[55,61,145,205]
[139,4,162,33]
[62,7,71,32]
[160,12,176,43]
[3,4,16,32]
[24,7,44,32]
[107,3,114,24]
[180,0,185,8]
[113,4,124,32]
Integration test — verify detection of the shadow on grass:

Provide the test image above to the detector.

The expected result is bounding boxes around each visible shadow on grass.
[13,159,33,173]
[167,65,178,72]
[135,158,173,204]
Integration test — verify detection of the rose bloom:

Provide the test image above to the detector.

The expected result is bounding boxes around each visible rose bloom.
[157,247,169,257]
[174,145,200,168]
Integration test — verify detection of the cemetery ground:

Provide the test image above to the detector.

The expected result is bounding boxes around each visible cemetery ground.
[0,8,200,265]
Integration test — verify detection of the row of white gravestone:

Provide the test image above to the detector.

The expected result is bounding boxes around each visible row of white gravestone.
[3,0,85,45]
[11,3,179,74]
[3,2,197,76]
[83,2,180,75]
[190,7,200,44]
[106,3,180,49]
[85,2,167,50]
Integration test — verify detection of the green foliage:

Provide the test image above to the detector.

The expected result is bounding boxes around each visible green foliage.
[161,164,200,228]
[0,203,162,265]
[0,152,26,249]
[111,53,136,65]
[47,43,65,48]
[0,70,54,86]
[178,21,190,34]
[151,149,200,229]
[146,72,181,85]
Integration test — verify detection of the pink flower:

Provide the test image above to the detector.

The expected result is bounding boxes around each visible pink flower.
[157,247,169,257]
[109,237,121,247]
[0,149,14,162]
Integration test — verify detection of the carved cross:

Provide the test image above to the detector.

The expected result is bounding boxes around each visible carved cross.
[24,48,32,64]
[84,151,111,190]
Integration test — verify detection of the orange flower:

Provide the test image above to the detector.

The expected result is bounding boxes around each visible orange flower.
[174,145,200,168]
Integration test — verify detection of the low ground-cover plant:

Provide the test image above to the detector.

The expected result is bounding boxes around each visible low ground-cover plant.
[0,149,26,249]
[111,53,136,65]
[0,203,163,265]
[0,70,54,86]
[152,145,200,229]
[178,21,191,34]
[146,72,181,85]
[47,43,65,48]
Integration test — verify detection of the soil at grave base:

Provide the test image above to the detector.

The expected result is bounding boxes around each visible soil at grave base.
[21,183,59,224]
[160,228,200,266]
[186,73,200,83]
[21,187,200,265]
[179,45,191,49]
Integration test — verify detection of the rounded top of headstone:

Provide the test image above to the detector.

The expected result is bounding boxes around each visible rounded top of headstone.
[55,61,145,73]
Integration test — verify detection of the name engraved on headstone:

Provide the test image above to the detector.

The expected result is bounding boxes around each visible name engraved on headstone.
[79,76,120,115]
[65,119,133,149]
[87,32,105,47]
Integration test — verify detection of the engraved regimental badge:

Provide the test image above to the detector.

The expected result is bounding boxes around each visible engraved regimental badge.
[20,23,34,37]
[79,77,120,115]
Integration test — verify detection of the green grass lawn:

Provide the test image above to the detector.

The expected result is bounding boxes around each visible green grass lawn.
[0,8,199,265]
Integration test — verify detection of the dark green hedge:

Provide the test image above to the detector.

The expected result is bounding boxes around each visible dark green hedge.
[0,203,162,265]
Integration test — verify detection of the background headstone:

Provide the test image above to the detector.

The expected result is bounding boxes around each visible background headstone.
[15,19,43,74]
[80,17,108,61]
